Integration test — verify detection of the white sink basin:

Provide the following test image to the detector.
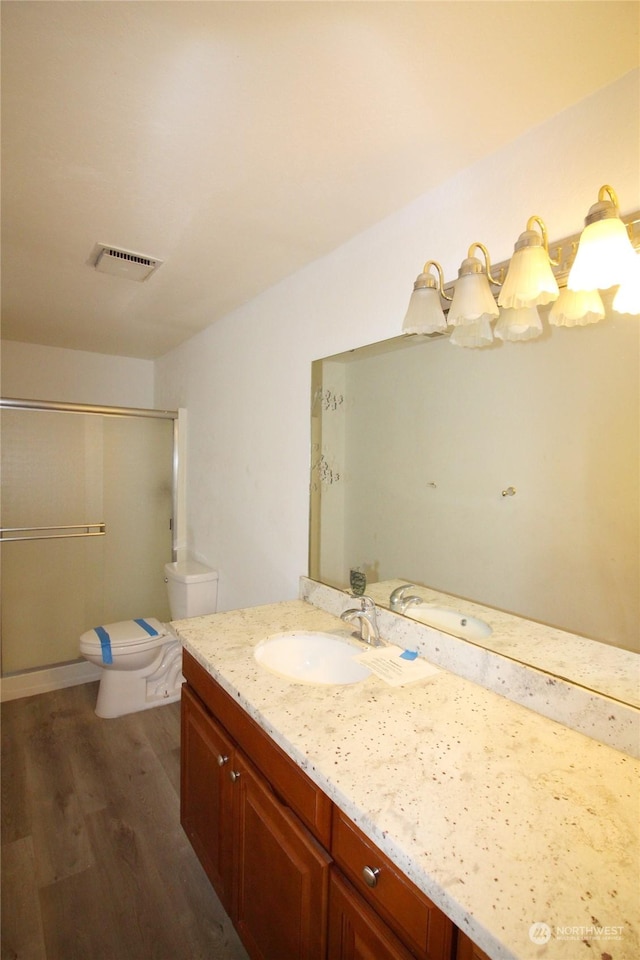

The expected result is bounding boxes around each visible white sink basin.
[254,631,371,685]
[406,605,492,641]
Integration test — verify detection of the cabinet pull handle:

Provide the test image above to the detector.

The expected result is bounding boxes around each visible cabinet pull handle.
[217,754,229,767]
[362,865,380,888]
[230,770,241,783]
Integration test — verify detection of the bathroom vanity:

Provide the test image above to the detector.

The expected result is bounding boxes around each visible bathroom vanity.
[182,650,454,959]
[176,596,639,960]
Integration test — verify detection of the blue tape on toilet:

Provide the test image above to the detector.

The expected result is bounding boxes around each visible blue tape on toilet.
[134,618,159,637]
[94,626,113,665]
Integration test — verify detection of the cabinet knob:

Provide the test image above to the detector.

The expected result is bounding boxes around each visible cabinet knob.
[362,865,380,888]
[230,770,241,783]
[217,754,229,767]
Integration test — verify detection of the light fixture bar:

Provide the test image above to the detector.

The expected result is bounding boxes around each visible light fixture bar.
[436,211,640,310]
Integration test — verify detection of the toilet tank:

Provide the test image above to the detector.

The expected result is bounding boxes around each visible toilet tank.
[164,560,218,620]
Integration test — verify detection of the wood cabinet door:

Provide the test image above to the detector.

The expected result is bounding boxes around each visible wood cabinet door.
[182,650,332,845]
[328,870,418,960]
[180,684,234,912]
[456,931,492,960]
[232,751,331,960]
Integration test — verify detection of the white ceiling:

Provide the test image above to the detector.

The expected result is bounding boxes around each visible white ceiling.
[2,1,638,360]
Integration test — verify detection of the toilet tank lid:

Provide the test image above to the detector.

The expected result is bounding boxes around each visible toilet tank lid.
[164,559,218,583]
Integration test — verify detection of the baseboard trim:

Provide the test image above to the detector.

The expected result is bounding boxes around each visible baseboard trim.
[0,660,103,702]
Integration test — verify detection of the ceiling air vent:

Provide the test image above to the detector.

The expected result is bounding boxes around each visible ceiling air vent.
[94,244,163,282]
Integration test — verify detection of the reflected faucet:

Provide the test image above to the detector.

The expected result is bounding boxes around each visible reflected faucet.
[389,584,423,614]
[340,596,381,646]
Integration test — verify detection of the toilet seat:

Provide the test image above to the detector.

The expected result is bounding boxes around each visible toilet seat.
[80,618,172,660]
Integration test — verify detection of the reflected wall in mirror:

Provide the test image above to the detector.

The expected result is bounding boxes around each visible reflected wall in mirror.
[309,307,639,658]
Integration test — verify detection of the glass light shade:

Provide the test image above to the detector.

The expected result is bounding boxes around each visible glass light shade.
[568,216,637,292]
[548,288,605,327]
[449,317,493,348]
[498,243,559,309]
[612,257,640,316]
[494,306,543,342]
[448,269,499,327]
[402,285,447,335]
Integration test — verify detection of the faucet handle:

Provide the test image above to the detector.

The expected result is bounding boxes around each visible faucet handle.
[389,584,416,610]
[390,584,415,599]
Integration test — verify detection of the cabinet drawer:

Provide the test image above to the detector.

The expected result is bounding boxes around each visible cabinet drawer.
[182,650,332,846]
[331,807,453,960]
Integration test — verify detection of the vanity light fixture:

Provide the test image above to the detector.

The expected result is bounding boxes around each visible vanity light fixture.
[568,185,637,293]
[447,243,500,346]
[402,185,640,347]
[494,306,543,341]
[498,216,559,310]
[448,317,494,348]
[548,287,605,327]
[612,256,640,316]
[402,261,450,335]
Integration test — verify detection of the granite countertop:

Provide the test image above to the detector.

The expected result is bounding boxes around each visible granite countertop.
[365,579,640,709]
[174,599,639,960]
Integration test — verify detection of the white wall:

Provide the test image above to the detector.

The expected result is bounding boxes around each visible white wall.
[1,340,155,408]
[155,71,639,614]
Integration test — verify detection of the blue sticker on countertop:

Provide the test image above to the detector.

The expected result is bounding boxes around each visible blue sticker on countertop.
[400,649,418,660]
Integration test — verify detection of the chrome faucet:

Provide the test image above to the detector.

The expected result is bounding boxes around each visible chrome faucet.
[340,596,381,646]
[389,584,423,614]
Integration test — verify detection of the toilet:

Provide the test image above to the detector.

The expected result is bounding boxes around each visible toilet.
[79,559,218,718]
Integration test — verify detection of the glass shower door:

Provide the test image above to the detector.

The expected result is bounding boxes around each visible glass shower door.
[101,415,173,623]
[0,408,174,675]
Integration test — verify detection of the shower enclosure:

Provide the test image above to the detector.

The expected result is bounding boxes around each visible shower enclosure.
[0,399,177,677]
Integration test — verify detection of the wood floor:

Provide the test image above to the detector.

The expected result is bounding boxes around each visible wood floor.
[1,681,250,960]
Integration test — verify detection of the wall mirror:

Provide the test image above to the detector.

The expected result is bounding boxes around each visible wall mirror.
[309,306,639,705]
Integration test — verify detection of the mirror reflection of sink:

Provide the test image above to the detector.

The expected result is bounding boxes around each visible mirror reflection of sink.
[406,605,492,641]
[254,631,371,685]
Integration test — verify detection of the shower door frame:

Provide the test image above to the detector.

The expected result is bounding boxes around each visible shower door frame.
[0,397,181,688]
[0,396,179,555]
